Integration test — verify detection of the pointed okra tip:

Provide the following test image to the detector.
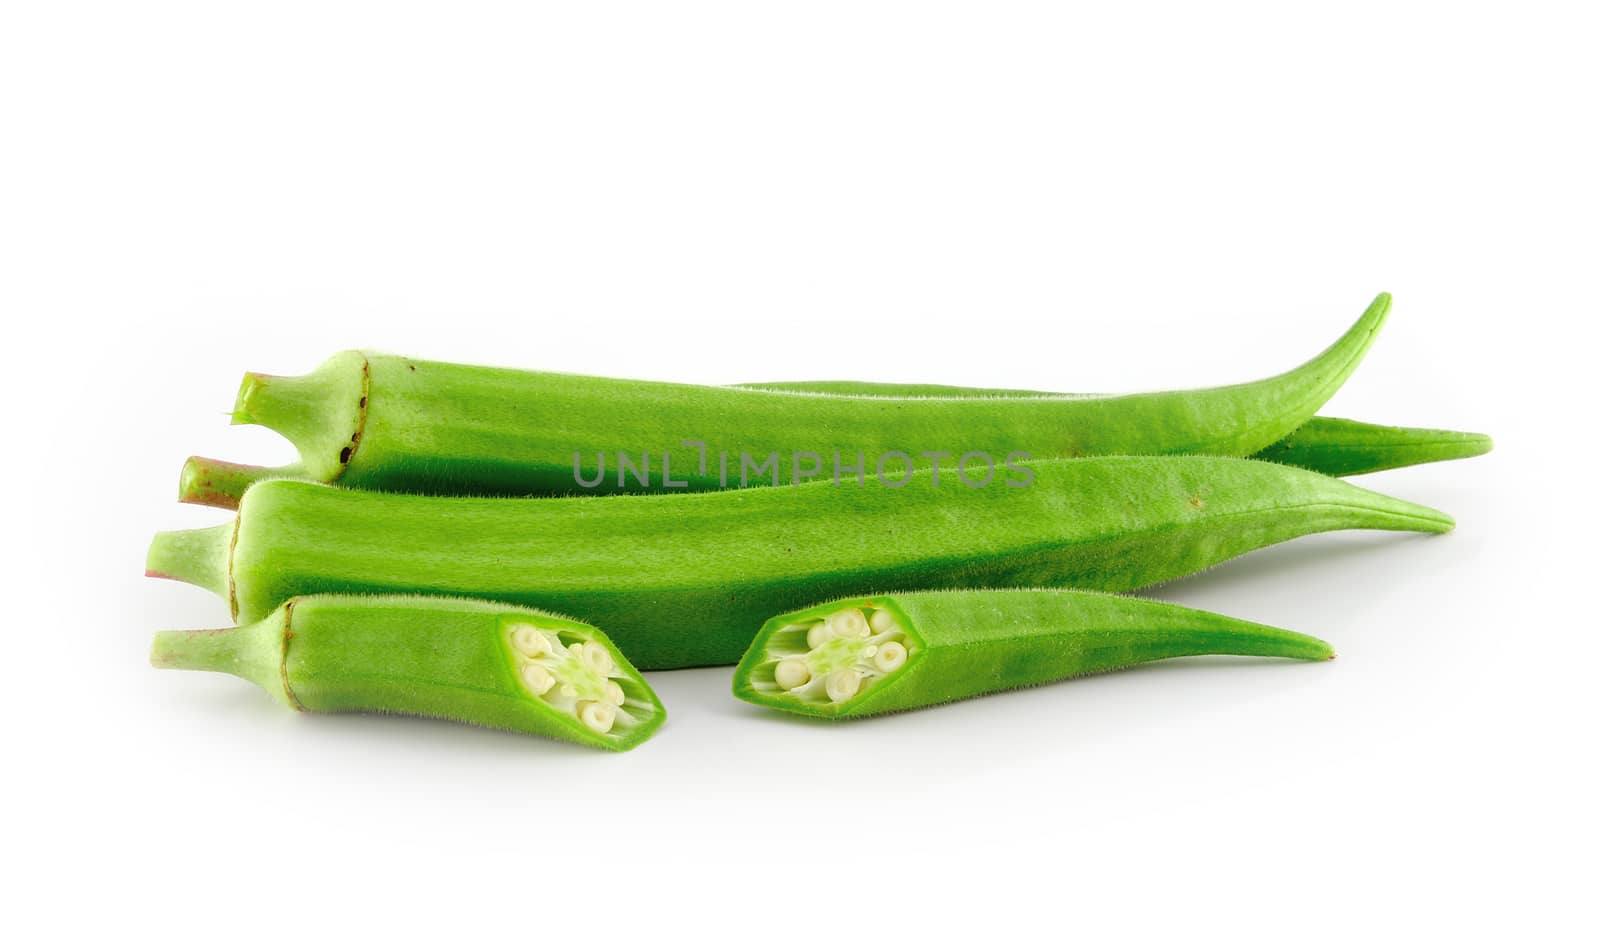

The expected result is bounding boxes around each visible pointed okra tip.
[504,619,666,750]
[734,597,921,720]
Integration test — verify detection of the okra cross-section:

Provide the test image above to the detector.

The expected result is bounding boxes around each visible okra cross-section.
[734,590,1335,719]
[150,595,666,751]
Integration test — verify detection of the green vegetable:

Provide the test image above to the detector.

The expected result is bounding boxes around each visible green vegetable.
[734,386,1492,479]
[146,456,1451,669]
[733,589,1334,718]
[178,294,1392,508]
[1247,417,1493,477]
[149,594,665,751]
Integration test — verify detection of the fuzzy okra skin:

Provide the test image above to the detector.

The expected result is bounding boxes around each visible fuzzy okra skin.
[147,456,1452,670]
[150,594,665,750]
[737,382,1493,478]
[733,590,1334,719]
[179,294,1391,508]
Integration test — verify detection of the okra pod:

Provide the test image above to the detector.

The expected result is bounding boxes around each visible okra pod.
[180,295,1391,507]
[150,594,665,750]
[737,384,1492,478]
[733,590,1334,718]
[147,456,1452,669]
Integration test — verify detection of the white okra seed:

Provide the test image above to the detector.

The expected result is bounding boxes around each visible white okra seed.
[511,626,551,658]
[774,659,811,690]
[827,608,869,639]
[873,641,907,673]
[825,670,862,702]
[868,609,895,634]
[806,623,833,649]
[605,680,626,706]
[520,662,555,696]
[577,701,616,734]
[559,684,578,701]
[578,640,615,674]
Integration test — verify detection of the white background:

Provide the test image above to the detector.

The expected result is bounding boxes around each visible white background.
[3,2,1595,924]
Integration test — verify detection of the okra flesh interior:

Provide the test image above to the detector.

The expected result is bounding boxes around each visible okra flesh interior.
[182,295,1392,506]
[147,456,1452,670]
[149,595,665,750]
[736,387,1493,479]
[733,590,1335,719]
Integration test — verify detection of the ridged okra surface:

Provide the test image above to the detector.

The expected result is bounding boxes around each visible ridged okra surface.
[736,383,1492,478]
[148,456,1452,669]
[182,295,1393,506]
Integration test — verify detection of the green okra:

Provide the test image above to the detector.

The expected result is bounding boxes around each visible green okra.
[179,294,1392,508]
[147,456,1452,670]
[736,384,1492,479]
[150,594,665,751]
[732,590,1334,719]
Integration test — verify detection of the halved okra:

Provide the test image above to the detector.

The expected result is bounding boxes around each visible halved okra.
[150,594,665,751]
[733,590,1334,719]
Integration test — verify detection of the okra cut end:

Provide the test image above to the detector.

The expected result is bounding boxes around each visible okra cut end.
[229,351,368,485]
[500,619,665,751]
[734,598,921,720]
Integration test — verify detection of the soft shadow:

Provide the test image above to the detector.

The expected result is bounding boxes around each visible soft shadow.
[1147,531,1446,598]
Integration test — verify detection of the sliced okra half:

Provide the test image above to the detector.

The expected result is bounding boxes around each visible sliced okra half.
[151,594,665,751]
[734,590,1334,719]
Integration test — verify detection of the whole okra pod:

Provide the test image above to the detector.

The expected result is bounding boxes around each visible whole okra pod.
[736,383,1492,478]
[147,455,1452,669]
[180,295,1392,507]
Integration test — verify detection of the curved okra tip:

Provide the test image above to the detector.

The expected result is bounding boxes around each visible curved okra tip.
[149,594,665,751]
[146,456,1450,670]
[733,590,1335,719]
[180,294,1389,508]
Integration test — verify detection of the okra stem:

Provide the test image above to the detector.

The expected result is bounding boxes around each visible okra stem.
[145,522,232,598]
[150,620,288,705]
[179,457,308,509]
